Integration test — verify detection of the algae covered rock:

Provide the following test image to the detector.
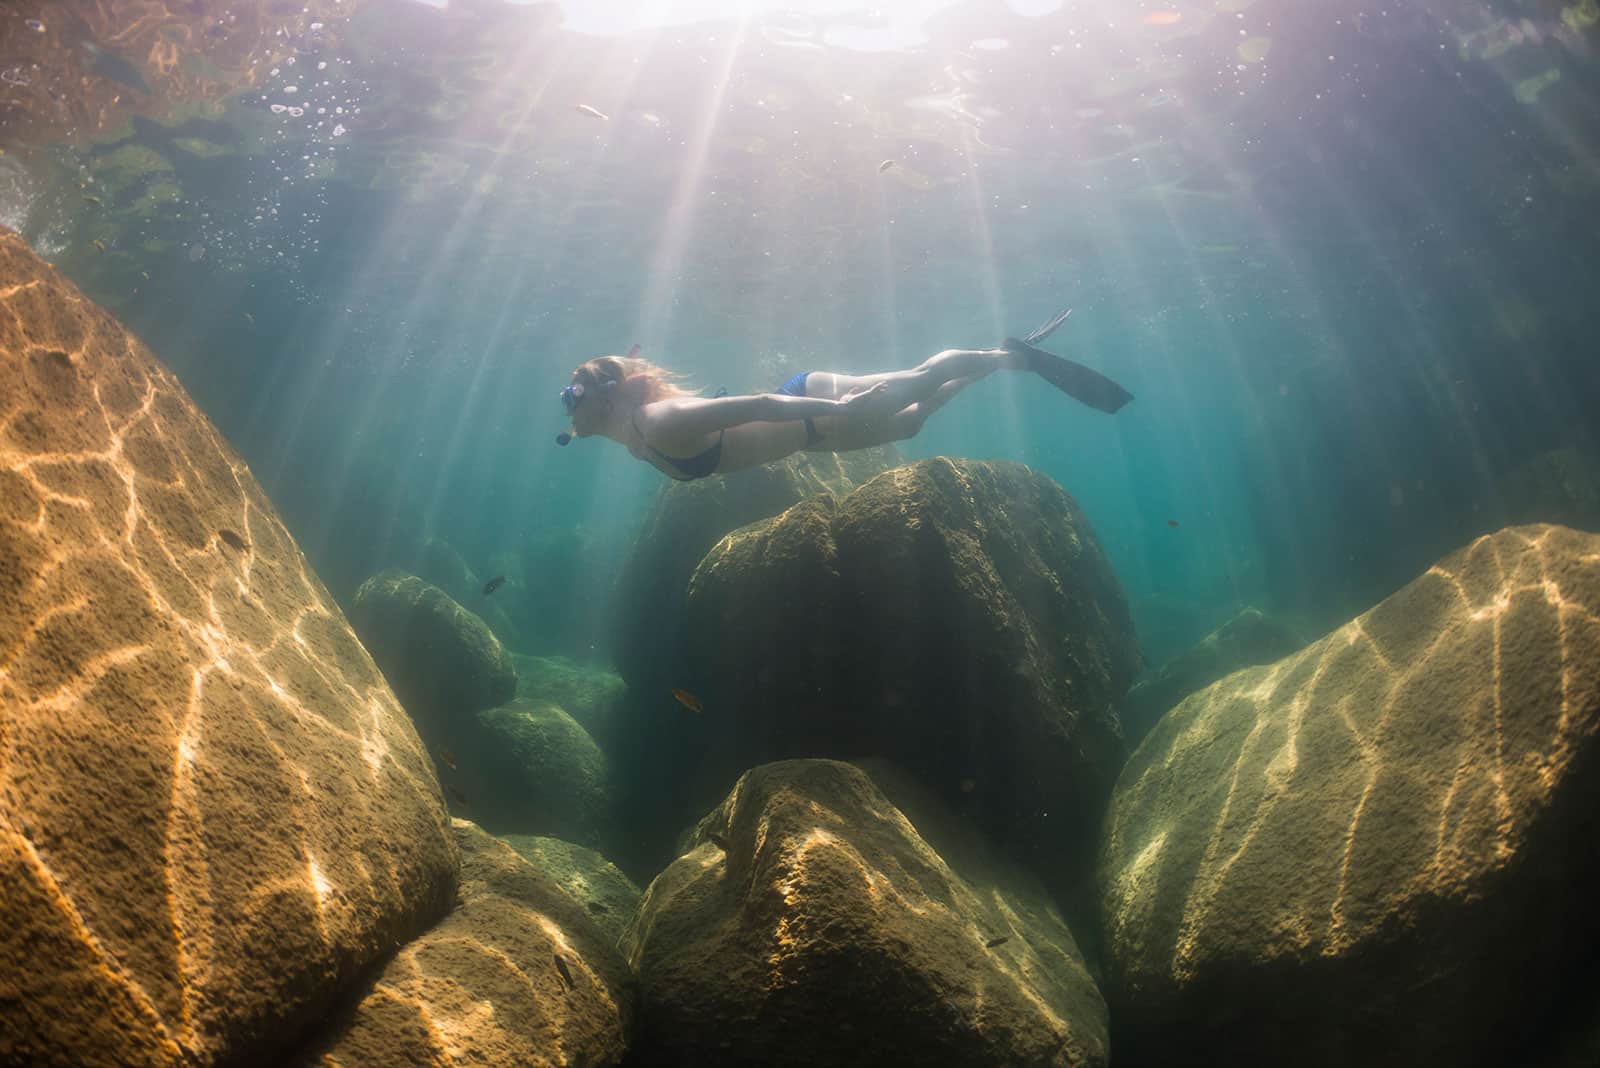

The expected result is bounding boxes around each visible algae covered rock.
[348,569,518,732]
[611,445,901,696]
[679,457,1140,887]
[512,652,627,751]
[499,834,643,947]
[451,699,614,847]
[623,759,1108,1068]
[299,820,634,1068]
[0,229,457,1067]
[1120,607,1303,745]
[1099,525,1600,1068]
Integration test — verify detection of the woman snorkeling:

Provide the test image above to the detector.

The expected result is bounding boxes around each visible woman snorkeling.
[556,309,1132,482]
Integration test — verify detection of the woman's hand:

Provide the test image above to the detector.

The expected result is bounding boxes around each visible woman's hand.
[836,381,894,420]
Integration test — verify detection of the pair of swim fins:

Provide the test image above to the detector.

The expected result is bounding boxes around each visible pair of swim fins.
[1003,308,1134,415]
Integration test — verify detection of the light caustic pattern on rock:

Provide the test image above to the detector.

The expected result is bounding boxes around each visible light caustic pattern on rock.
[309,821,632,1068]
[1103,524,1600,981]
[0,232,454,1066]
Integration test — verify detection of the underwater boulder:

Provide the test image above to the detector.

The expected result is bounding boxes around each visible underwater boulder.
[622,759,1108,1068]
[1098,524,1600,1067]
[498,834,643,948]
[410,535,526,650]
[296,819,634,1068]
[512,652,627,753]
[1120,607,1304,745]
[610,446,901,698]
[445,699,614,849]
[348,569,518,734]
[0,229,457,1066]
[678,457,1139,897]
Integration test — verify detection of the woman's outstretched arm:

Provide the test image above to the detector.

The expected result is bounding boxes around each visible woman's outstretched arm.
[641,385,886,437]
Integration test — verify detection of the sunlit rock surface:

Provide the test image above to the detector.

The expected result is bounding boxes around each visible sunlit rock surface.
[1120,607,1304,746]
[0,229,457,1066]
[300,820,634,1068]
[1099,524,1600,1067]
[499,834,643,949]
[623,759,1108,1068]
[681,458,1140,891]
[348,569,518,735]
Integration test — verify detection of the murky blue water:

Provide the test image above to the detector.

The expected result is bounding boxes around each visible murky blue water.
[4,0,1598,663]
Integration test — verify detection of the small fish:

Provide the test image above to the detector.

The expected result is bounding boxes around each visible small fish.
[708,832,729,850]
[435,745,459,771]
[985,936,1010,949]
[1142,11,1182,26]
[243,312,254,323]
[446,784,469,807]
[92,239,106,252]
[553,953,575,989]
[217,529,247,550]
[670,687,703,714]
[82,194,103,207]
[959,778,977,794]
[482,575,507,596]
[878,159,896,173]
[25,19,46,34]
[140,271,150,280]
[587,900,608,914]
[576,103,609,121]
[1167,519,1179,528]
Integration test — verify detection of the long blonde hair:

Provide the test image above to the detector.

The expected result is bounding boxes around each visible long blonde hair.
[572,352,696,404]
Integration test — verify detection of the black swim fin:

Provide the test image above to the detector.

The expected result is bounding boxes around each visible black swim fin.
[1004,335,1134,414]
[1004,307,1133,414]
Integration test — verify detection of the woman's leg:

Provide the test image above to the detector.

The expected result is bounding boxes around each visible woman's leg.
[811,373,986,451]
[806,348,1017,409]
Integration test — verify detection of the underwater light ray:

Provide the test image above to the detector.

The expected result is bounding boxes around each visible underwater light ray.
[950,126,1022,459]
[636,17,750,349]
[1132,103,1344,607]
[1269,106,1510,523]
[246,28,574,508]
[282,28,580,568]
[315,28,585,537]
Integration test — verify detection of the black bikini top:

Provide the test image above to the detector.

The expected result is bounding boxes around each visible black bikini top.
[632,413,723,481]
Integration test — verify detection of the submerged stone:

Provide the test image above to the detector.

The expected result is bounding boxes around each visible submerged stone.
[1120,607,1304,745]
[296,820,634,1067]
[623,759,1108,1067]
[0,228,457,1066]
[1099,524,1600,1067]
[348,569,518,734]
[679,457,1140,895]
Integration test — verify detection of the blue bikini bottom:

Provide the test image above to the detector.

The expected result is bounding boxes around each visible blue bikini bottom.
[775,371,821,447]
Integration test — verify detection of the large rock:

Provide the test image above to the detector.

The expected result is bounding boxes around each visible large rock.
[499,834,643,948]
[1120,607,1303,745]
[512,652,627,754]
[0,229,457,1066]
[298,820,634,1067]
[611,446,901,697]
[680,458,1140,891]
[348,570,518,735]
[623,759,1108,1067]
[1099,525,1600,1067]
[604,446,902,881]
[450,699,613,847]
